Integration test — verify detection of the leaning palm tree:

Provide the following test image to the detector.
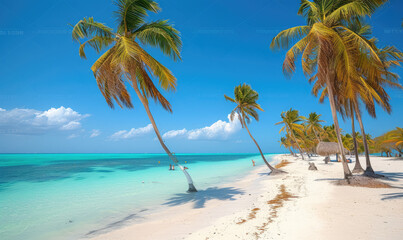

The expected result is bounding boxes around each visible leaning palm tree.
[224,84,283,174]
[280,136,294,156]
[71,0,197,192]
[276,109,306,160]
[305,112,324,141]
[270,0,389,178]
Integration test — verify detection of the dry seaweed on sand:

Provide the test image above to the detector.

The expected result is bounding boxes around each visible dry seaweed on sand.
[275,160,292,169]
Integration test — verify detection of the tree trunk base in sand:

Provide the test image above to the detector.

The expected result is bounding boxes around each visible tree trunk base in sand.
[269,169,287,175]
[187,183,197,193]
[335,175,391,188]
[364,170,385,179]
[308,162,318,170]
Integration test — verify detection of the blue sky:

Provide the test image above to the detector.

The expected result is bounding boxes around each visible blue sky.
[0,0,402,153]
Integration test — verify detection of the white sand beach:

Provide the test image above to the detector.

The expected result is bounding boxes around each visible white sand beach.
[90,155,403,240]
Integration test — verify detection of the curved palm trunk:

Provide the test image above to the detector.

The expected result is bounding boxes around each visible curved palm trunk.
[351,105,364,174]
[353,101,377,177]
[242,117,282,174]
[323,72,352,179]
[287,124,305,160]
[132,81,197,192]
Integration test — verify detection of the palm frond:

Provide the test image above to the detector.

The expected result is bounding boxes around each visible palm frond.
[134,20,182,61]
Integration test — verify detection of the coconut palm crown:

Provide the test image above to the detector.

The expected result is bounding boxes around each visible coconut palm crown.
[224,83,263,126]
[72,0,182,111]
[305,112,325,141]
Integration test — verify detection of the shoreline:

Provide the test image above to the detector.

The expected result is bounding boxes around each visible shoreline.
[87,156,281,240]
[89,155,403,240]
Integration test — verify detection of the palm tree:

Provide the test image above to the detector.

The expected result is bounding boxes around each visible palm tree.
[71,0,197,192]
[224,84,283,174]
[276,109,306,160]
[383,127,403,154]
[270,0,389,178]
[280,136,294,156]
[305,112,324,141]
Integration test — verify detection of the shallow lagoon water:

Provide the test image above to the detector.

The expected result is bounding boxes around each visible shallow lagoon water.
[0,153,276,240]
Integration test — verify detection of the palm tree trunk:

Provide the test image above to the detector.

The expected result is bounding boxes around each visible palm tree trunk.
[324,75,352,179]
[313,129,321,142]
[287,124,305,160]
[353,101,376,177]
[132,81,197,192]
[242,116,282,173]
[288,147,294,156]
[351,104,364,174]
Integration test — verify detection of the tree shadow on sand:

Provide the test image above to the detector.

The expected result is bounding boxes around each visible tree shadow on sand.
[85,209,148,237]
[163,187,244,209]
[381,192,403,200]
[375,171,403,183]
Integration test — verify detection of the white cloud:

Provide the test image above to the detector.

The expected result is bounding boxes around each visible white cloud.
[163,128,187,139]
[110,124,153,140]
[0,108,5,112]
[163,114,241,140]
[67,134,79,139]
[90,129,101,138]
[60,121,81,130]
[0,106,89,135]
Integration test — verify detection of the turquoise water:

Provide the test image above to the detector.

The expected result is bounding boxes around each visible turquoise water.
[0,153,276,240]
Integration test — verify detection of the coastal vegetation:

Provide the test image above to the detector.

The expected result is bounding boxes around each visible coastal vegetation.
[270,0,402,179]
[71,0,197,192]
[276,110,402,159]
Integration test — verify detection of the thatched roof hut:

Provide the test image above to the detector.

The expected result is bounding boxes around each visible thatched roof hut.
[316,142,347,156]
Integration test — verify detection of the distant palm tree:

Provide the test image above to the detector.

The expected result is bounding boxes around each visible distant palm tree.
[280,136,294,156]
[322,125,338,142]
[71,0,197,192]
[383,127,403,154]
[305,112,324,141]
[225,84,283,174]
[276,109,306,160]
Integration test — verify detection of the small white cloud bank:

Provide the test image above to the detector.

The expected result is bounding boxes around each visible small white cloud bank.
[110,124,153,140]
[163,114,241,140]
[0,106,89,135]
[67,133,79,139]
[90,129,101,138]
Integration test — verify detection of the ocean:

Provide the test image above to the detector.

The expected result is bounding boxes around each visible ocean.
[0,153,276,240]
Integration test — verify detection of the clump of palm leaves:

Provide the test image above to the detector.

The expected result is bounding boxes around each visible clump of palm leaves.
[374,127,403,156]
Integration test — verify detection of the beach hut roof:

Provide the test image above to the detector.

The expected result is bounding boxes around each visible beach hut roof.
[316,142,346,156]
